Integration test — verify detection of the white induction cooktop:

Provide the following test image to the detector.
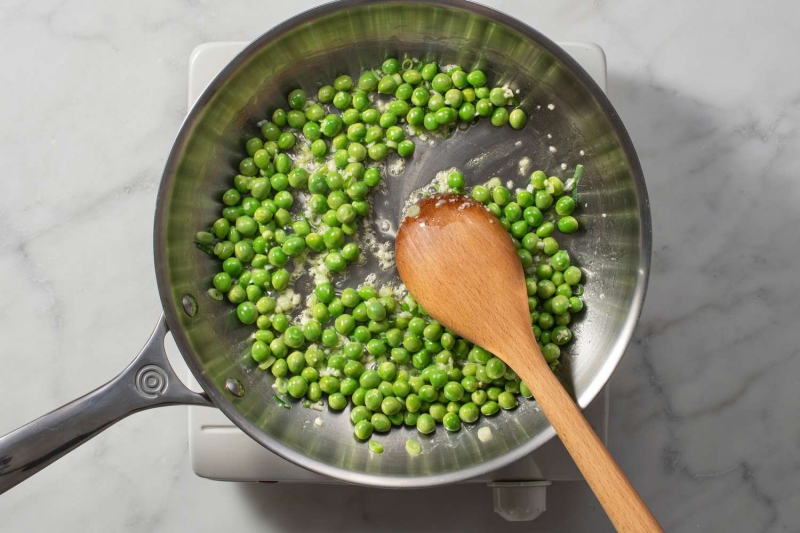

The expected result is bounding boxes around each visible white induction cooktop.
[186,41,609,522]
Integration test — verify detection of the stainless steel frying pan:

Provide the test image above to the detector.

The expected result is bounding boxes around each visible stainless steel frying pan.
[0,0,650,493]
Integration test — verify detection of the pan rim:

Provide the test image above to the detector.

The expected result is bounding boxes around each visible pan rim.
[153,0,651,488]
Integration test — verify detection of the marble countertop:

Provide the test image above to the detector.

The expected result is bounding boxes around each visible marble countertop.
[1,1,798,531]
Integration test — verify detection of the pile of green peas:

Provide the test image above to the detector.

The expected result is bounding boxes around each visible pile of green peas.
[356,57,529,133]
[196,56,584,445]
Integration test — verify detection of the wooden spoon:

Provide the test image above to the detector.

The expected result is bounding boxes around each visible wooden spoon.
[396,194,662,533]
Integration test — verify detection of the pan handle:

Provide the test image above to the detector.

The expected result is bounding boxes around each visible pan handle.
[0,315,212,495]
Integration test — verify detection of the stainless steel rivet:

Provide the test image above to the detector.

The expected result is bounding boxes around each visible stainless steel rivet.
[225,377,245,397]
[182,294,198,317]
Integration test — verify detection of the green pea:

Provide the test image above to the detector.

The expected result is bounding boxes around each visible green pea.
[270,358,288,378]
[475,98,494,117]
[485,357,507,380]
[339,374,360,396]
[497,391,518,410]
[414,413,434,435]
[361,108,380,125]
[359,370,381,390]
[552,325,572,346]
[211,272,231,292]
[228,285,247,304]
[491,107,509,127]
[332,90,351,110]
[267,179,287,201]
[466,70,487,87]
[319,327,338,348]
[378,75,397,94]
[321,114,343,137]
[388,99,410,117]
[443,381,465,402]
[334,314,355,335]
[381,396,403,416]
[222,188,241,207]
[353,326,372,343]
[509,108,527,130]
[508,220,528,239]
[349,406,370,425]
[442,412,462,432]
[391,347,410,365]
[317,376,339,395]
[368,143,388,161]
[246,285,262,302]
[449,69,468,89]
[535,189,554,210]
[276,131,295,151]
[235,301,256,324]
[558,216,579,234]
[407,107,425,126]
[397,140,415,157]
[464,391,484,409]
[366,339,387,356]
[435,107,456,125]
[239,157,257,176]
[287,110,306,129]
[358,70,379,91]
[352,91,370,110]
[311,288,333,312]
[536,311,554,331]
[418,384,438,403]
[249,340,270,363]
[259,121,279,141]
[354,420,374,440]
[420,62,438,81]
[545,176,564,196]
[403,412,418,427]
[481,401,499,416]
[331,75,351,92]
[569,297,584,313]
[533,263,551,281]
[554,195,576,216]
[271,109,288,128]
[554,311,571,326]
[551,250,571,271]
[470,185,489,203]
[409,86,429,107]
[539,236,557,256]
[347,180,369,200]
[376,361,396,381]
[431,73,453,92]
[468,346,490,364]
[478,380,498,399]
[344,360,365,380]
[488,87,507,106]
[286,88,305,110]
[458,402,479,423]
[370,413,391,433]
[402,394,420,414]
[550,295,569,315]
[350,388,366,406]
[427,93,445,111]
[528,171,546,190]
[392,380,411,398]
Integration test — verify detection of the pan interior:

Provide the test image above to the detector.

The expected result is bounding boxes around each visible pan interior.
[155,0,649,487]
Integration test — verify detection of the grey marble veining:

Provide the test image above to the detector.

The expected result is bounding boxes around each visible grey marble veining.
[1,0,799,531]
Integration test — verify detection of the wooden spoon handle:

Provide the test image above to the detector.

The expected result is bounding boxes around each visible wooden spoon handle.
[510,344,663,533]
